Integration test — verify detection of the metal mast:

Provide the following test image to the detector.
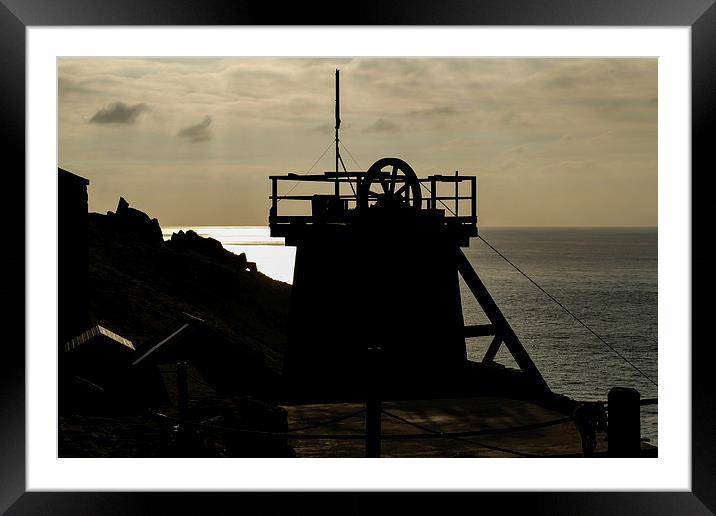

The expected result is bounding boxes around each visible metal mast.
[334,69,341,197]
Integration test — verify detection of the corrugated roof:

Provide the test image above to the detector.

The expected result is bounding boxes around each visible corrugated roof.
[64,325,135,353]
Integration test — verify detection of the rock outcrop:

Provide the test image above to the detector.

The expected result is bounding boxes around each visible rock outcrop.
[102,197,163,243]
[168,230,257,272]
[169,229,224,256]
[86,199,291,400]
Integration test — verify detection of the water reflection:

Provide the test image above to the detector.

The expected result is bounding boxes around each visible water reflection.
[162,226,296,283]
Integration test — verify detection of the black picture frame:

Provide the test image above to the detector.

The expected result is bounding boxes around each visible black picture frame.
[2,1,711,514]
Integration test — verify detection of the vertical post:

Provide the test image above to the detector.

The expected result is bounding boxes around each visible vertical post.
[365,346,382,458]
[454,170,459,217]
[271,177,278,220]
[177,361,189,449]
[430,177,436,210]
[471,177,477,223]
[608,387,641,457]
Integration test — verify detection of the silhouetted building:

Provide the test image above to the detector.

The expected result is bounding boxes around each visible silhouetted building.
[60,324,141,414]
[58,168,90,346]
[271,157,548,402]
[62,324,136,389]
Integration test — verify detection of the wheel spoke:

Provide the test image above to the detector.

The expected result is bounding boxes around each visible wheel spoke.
[389,165,398,193]
[395,183,409,196]
[379,176,389,193]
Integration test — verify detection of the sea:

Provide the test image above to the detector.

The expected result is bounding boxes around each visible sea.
[162,226,658,446]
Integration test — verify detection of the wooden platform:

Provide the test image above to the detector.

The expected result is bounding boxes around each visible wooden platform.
[282,396,602,457]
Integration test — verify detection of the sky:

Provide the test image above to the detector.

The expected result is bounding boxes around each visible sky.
[58,58,657,227]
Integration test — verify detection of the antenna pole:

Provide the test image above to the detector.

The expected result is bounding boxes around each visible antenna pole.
[335,69,340,197]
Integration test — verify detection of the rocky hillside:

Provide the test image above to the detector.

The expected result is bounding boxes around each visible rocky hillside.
[86,198,291,398]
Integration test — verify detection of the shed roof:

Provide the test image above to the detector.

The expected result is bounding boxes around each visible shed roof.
[64,325,135,353]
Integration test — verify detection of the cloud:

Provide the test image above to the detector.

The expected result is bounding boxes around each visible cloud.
[89,102,149,124]
[310,123,333,135]
[408,106,457,117]
[59,77,97,99]
[178,115,213,142]
[501,110,539,128]
[364,118,400,133]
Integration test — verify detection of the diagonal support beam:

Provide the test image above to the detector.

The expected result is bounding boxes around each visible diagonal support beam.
[457,248,550,393]
[483,334,503,363]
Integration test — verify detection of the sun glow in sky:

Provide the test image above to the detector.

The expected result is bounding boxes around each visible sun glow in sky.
[59,58,657,227]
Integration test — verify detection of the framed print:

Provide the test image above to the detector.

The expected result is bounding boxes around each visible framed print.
[3,0,712,514]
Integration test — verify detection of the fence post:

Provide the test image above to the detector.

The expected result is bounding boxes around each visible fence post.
[177,361,189,450]
[270,177,278,220]
[365,347,382,458]
[608,387,641,457]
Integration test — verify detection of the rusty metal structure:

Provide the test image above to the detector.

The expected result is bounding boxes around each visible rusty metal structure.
[270,70,549,401]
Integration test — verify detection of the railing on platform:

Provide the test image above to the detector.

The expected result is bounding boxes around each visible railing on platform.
[268,171,477,230]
